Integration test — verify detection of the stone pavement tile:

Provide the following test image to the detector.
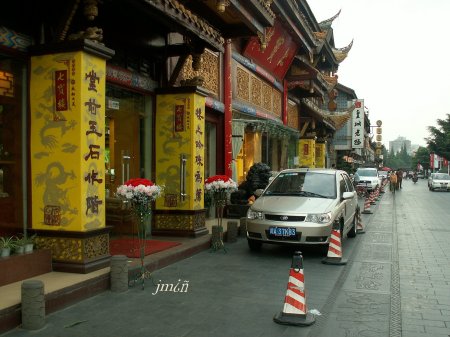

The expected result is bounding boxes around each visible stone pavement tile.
[424,325,450,335]
[403,317,446,328]
[402,323,426,333]
[403,332,449,337]
[438,298,450,305]
[353,243,392,262]
[341,261,391,294]
[402,311,423,320]
[305,291,390,337]
[422,312,450,322]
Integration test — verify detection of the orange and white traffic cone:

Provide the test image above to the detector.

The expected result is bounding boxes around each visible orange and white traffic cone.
[356,212,365,234]
[322,220,348,265]
[274,251,315,326]
[370,192,376,205]
[362,196,373,214]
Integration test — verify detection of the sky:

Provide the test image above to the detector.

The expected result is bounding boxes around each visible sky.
[307,0,450,148]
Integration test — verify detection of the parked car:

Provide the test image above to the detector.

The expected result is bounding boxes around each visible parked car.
[417,171,425,179]
[428,173,437,188]
[353,167,380,191]
[429,173,450,191]
[246,168,359,253]
[378,171,388,179]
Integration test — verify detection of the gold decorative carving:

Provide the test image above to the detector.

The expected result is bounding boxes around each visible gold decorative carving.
[180,50,219,96]
[35,234,109,263]
[272,89,282,117]
[154,212,205,231]
[250,76,262,106]
[236,66,250,102]
[287,102,299,129]
[84,234,109,260]
[155,214,193,230]
[261,83,272,111]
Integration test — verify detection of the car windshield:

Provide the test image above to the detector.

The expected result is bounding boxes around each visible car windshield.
[264,172,336,198]
[356,169,377,177]
[435,173,450,180]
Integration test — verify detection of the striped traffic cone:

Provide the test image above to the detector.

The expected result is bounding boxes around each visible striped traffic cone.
[356,212,365,234]
[370,192,376,205]
[362,196,373,214]
[322,220,347,265]
[380,184,385,193]
[274,251,315,326]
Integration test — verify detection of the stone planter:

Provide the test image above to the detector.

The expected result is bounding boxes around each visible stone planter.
[25,243,34,253]
[15,245,25,254]
[1,247,11,257]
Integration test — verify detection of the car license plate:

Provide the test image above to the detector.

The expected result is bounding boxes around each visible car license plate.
[269,227,296,237]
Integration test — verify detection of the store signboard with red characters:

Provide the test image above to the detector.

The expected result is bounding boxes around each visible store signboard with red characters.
[243,21,299,81]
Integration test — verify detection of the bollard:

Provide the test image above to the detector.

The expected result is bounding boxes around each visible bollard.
[110,255,129,292]
[226,221,238,243]
[239,217,247,237]
[21,280,45,330]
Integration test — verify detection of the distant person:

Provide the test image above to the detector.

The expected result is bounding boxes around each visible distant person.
[396,169,403,189]
[390,171,398,192]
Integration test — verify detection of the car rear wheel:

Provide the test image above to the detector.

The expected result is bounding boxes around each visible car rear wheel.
[247,239,262,251]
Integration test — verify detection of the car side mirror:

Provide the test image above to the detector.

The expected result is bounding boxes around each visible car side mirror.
[342,191,354,200]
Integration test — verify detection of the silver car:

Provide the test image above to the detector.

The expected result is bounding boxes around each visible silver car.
[246,168,359,252]
[429,173,450,191]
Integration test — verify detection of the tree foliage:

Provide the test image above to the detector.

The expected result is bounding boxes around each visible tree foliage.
[385,144,412,170]
[426,113,450,160]
[412,146,430,171]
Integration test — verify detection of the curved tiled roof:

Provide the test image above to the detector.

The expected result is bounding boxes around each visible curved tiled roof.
[327,113,351,130]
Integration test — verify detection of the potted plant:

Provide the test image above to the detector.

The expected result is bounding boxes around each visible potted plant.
[0,236,15,257]
[13,235,26,254]
[23,234,36,253]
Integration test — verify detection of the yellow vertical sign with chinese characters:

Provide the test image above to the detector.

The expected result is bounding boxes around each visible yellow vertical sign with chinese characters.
[155,91,205,211]
[30,51,106,231]
[298,139,316,168]
[315,143,326,168]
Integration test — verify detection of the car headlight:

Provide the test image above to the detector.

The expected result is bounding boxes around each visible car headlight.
[247,209,264,220]
[305,212,332,224]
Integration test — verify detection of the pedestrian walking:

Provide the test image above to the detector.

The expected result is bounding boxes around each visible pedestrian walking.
[397,169,403,189]
[390,171,398,193]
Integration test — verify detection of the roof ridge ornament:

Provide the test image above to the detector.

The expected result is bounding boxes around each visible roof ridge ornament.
[332,39,354,63]
[319,9,341,30]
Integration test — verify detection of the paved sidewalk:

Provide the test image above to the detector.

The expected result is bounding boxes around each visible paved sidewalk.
[3,181,450,337]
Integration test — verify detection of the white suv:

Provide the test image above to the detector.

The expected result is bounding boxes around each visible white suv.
[354,168,380,191]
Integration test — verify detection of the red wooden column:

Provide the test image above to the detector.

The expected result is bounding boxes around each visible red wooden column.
[223,39,233,177]
[283,80,288,125]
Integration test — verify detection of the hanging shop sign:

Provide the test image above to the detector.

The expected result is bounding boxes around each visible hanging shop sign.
[351,99,364,149]
[315,143,326,168]
[298,139,315,168]
[243,21,299,81]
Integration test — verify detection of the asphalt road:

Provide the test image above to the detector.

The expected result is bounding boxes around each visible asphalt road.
[3,177,450,337]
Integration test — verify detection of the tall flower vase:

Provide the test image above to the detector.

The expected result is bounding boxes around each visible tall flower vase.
[130,208,153,290]
[116,178,163,290]
[204,175,237,254]
[211,198,227,253]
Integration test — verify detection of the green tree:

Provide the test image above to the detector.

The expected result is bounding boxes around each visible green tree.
[426,113,450,160]
[412,146,430,171]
